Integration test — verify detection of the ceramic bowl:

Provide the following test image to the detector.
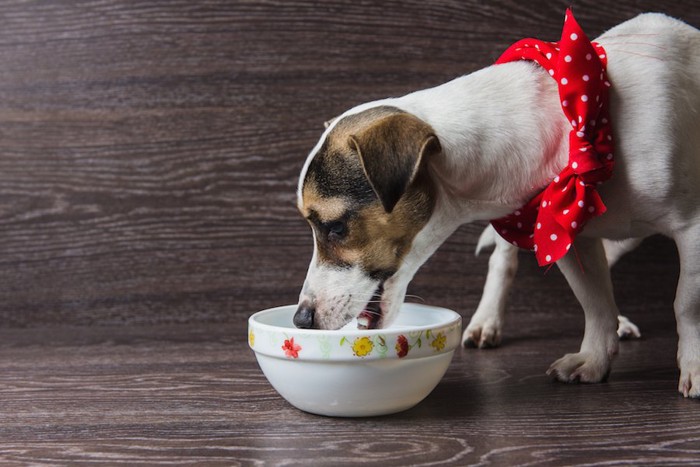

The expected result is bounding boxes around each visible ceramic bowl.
[248,303,462,417]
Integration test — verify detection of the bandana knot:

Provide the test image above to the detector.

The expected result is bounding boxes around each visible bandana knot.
[491,9,614,266]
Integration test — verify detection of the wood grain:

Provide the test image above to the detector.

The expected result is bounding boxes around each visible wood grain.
[0,0,697,326]
[1,305,698,465]
[0,2,699,462]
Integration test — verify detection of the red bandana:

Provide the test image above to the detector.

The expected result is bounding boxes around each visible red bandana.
[491,9,614,266]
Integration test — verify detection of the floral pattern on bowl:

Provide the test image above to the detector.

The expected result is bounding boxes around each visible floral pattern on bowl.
[248,303,462,362]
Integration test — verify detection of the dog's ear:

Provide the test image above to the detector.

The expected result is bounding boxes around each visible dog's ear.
[349,113,441,213]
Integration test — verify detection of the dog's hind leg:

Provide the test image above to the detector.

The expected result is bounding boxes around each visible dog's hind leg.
[603,238,644,339]
[673,229,700,398]
[603,238,644,267]
[547,236,620,383]
[463,225,518,348]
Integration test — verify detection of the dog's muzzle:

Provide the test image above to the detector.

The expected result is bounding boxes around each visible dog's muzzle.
[293,283,386,330]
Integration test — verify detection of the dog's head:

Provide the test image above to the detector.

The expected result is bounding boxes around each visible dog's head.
[295,105,442,330]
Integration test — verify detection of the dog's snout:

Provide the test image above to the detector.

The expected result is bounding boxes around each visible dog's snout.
[293,303,315,329]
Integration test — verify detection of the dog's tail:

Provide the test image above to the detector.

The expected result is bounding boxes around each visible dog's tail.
[475,225,497,256]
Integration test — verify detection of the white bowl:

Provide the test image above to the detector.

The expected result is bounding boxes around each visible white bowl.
[248,303,462,417]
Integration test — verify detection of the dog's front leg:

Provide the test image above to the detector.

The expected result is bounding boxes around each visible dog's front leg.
[463,226,518,348]
[547,236,619,383]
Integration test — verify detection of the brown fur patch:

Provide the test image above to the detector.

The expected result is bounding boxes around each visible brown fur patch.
[299,106,439,278]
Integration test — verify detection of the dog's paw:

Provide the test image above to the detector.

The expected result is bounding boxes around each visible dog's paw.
[678,360,700,399]
[462,319,502,349]
[546,352,612,383]
[617,315,641,340]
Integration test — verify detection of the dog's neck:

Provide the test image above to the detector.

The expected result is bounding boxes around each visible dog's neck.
[393,61,571,226]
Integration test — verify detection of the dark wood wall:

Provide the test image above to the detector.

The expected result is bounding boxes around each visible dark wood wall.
[0,0,696,327]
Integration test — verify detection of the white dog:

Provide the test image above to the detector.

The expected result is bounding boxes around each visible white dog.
[294,13,700,398]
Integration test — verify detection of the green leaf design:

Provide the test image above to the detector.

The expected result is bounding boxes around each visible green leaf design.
[318,335,332,359]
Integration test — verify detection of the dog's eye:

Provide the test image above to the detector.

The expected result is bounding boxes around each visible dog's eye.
[326,220,348,241]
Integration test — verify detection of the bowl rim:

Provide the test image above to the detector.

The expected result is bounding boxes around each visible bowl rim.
[249,302,461,337]
[248,303,462,362]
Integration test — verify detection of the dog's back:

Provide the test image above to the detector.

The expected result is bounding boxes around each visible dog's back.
[594,14,700,238]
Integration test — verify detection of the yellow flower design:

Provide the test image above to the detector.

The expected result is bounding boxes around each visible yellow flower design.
[352,336,374,357]
[431,332,446,352]
[248,330,255,347]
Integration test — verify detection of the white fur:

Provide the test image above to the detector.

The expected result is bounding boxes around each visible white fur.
[299,14,700,397]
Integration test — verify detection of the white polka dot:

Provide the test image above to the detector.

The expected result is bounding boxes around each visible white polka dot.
[536,223,542,230]
[549,69,555,76]
[580,146,588,152]
[580,181,585,186]
[546,52,552,59]
[564,55,572,62]
[571,221,578,228]
[570,33,578,40]
[586,53,592,60]
[576,131,584,138]
[599,54,606,59]
[561,77,569,85]
[583,74,589,81]
[562,186,567,193]
[541,201,547,208]
[554,176,560,183]
[607,135,613,141]
[566,243,571,251]
[562,100,568,107]
[578,116,583,123]
[602,118,608,124]
[517,222,522,228]
[550,233,558,241]
[545,255,552,262]
[578,200,585,208]
[515,210,521,216]
[572,162,579,169]
[607,153,613,160]
[588,206,595,213]
[534,244,538,252]
[604,81,611,87]
[581,95,589,102]
[563,209,570,215]
[501,229,507,235]
[571,119,577,127]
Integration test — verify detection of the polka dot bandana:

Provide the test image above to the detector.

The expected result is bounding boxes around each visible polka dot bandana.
[491,9,614,266]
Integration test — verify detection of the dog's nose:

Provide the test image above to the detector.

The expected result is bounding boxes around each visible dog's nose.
[293,303,315,329]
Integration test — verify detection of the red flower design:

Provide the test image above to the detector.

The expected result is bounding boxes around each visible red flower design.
[395,335,409,358]
[282,337,302,358]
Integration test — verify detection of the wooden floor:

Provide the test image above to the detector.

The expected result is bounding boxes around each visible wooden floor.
[1,1,699,465]
[2,278,699,466]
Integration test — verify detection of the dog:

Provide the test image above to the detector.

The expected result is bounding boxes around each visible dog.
[294,13,700,398]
